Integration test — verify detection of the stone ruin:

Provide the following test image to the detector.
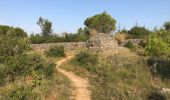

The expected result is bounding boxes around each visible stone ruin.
[86,33,135,57]
[86,33,119,51]
[31,33,132,56]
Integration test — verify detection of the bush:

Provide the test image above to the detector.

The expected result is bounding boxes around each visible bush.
[124,41,134,49]
[29,31,89,44]
[164,21,170,30]
[72,51,98,72]
[0,53,55,86]
[145,33,170,58]
[6,85,36,100]
[0,25,30,62]
[46,45,65,57]
[29,34,45,44]
[128,26,152,39]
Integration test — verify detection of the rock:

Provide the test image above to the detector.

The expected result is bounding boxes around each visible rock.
[160,88,170,94]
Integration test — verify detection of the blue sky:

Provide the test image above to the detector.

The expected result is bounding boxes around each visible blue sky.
[0,0,170,34]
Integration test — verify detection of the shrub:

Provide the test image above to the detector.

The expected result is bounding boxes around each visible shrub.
[7,85,36,100]
[124,41,134,49]
[0,53,55,86]
[164,21,170,30]
[145,34,170,58]
[128,26,152,39]
[45,45,65,57]
[72,51,98,72]
[29,34,45,44]
[0,25,30,62]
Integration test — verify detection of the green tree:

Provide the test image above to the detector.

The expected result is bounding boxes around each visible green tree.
[37,17,53,37]
[84,12,116,33]
[163,21,170,30]
[128,26,151,39]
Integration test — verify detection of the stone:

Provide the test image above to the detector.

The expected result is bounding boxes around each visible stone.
[86,33,118,51]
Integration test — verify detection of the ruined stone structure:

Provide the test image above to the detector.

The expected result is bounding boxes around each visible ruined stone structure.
[31,33,132,55]
[86,33,119,51]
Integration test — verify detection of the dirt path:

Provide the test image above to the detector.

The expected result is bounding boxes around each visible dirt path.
[56,55,91,100]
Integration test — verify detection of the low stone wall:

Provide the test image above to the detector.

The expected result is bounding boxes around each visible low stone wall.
[120,39,143,46]
[31,42,86,52]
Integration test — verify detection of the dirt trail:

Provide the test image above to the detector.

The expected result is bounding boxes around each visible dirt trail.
[56,55,91,100]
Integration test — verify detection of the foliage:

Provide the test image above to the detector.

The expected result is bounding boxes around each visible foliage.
[0,53,55,86]
[29,28,90,44]
[45,45,65,57]
[72,51,98,72]
[64,32,89,42]
[145,32,170,58]
[29,34,46,44]
[37,17,53,37]
[7,85,36,100]
[84,12,116,33]
[128,26,152,39]
[156,30,170,44]
[0,25,30,62]
[164,21,170,30]
[62,53,170,99]
[124,41,134,49]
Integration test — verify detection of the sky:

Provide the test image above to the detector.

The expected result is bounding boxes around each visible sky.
[0,0,170,34]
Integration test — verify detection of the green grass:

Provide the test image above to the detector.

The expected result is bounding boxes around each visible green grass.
[61,51,170,100]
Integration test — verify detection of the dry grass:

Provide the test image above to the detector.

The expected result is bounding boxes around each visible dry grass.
[60,50,170,100]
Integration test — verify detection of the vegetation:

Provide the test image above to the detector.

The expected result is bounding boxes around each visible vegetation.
[164,21,170,30]
[1,11,170,99]
[45,45,66,57]
[128,26,152,39]
[29,27,90,44]
[84,12,116,33]
[0,25,30,62]
[124,41,135,49]
[145,29,170,58]
[37,17,53,37]
[72,51,98,72]
[0,25,71,99]
[61,51,170,99]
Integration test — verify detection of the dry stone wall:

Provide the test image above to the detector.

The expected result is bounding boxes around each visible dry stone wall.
[31,42,86,52]
[31,33,133,56]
